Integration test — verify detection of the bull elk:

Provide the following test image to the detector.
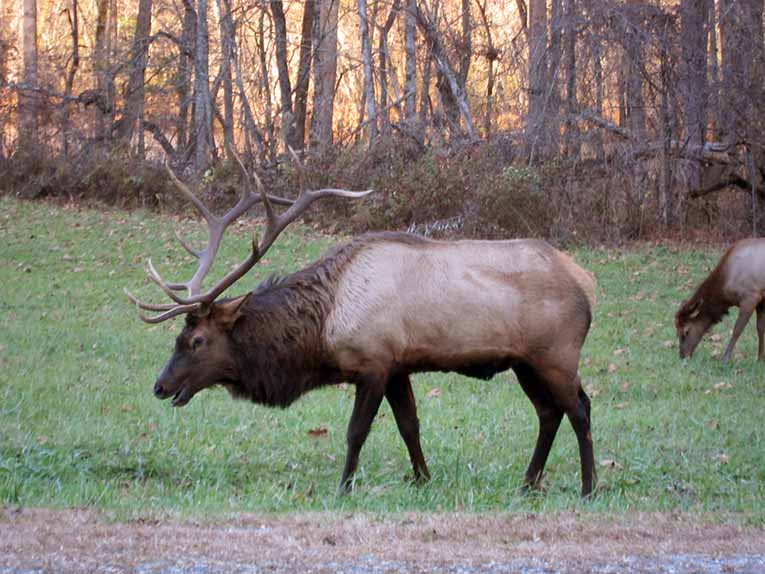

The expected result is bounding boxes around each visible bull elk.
[126,152,598,496]
[676,238,765,362]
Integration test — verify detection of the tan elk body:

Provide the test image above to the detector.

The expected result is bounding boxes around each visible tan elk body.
[676,238,765,362]
[127,153,598,496]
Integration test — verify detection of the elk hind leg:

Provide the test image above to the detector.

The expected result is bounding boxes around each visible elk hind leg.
[339,375,385,492]
[515,363,564,491]
[385,372,431,482]
[534,364,595,497]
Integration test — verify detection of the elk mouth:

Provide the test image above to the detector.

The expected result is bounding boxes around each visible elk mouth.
[171,387,194,407]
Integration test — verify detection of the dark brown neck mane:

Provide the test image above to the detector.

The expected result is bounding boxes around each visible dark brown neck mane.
[226,239,360,407]
[676,260,733,327]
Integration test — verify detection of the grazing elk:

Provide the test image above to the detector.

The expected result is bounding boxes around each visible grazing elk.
[676,238,765,362]
[126,152,598,496]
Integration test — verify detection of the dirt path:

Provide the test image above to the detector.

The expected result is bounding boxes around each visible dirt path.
[2,507,764,573]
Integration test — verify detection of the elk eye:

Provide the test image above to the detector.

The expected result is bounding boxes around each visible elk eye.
[191,335,205,351]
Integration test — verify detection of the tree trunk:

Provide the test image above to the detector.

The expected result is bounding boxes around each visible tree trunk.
[707,0,721,139]
[62,0,79,155]
[271,0,296,151]
[311,0,339,149]
[681,0,709,191]
[19,0,38,153]
[117,0,153,154]
[257,10,276,160]
[176,0,195,158]
[293,0,315,150]
[623,1,645,139]
[217,0,235,158]
[93,0,110,140]
[378,0,399,135]
[404,0,417,120]
[193,0,212,172]
[547,0,562,155]
[526,0,548,161]
[562,0,579,157]
[359,0,378,140]
[416,2,477,139]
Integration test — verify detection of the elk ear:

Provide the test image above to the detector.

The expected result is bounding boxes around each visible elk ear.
[214,294,251,331]
[688,298,703,319]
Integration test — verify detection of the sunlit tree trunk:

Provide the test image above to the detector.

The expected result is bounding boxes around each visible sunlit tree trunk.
[117,0,153,155]
[358,0,378,140]
[19,0,38,152]
[271,0,295,151]
[93,0,110,140]
[293,0,315,150]
[526,0,548,161]
[176,0,195,158]
[404,0,417,120]
[217,0,235,158]
[62,0,79,155]
[193,0,212,172]
[311,0,339,149]
[378,0,399,135]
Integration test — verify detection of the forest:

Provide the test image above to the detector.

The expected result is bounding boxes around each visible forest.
[1,0,764,241]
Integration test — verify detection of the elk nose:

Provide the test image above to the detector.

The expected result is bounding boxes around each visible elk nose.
[154,380,167,398]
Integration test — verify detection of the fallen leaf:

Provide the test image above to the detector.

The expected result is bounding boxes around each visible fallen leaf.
[307,427,328,438]
[713,452,729,465]
[662,340,675,348]
[615,401,630,410]
[706,419,719,430]
[36,435,49,445]
[599,459,623,470]
[710,334,723,342]
[426,387,442,399]
[620,381,631,392]
[613,348,626,356]
[607,363,618,374]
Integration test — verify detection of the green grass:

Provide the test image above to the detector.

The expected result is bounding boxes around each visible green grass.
[1,197,763,520]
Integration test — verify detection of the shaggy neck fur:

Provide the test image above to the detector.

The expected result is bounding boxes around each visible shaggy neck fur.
[226,236,374,407]
[677,261,734,328]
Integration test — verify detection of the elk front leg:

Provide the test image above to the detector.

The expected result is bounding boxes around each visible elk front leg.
[339,377,385,491]
[385,372,431,483]
[515,363,564,491]
[722,301,757,363]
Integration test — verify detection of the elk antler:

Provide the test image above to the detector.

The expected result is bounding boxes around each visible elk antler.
[126,149,373,322]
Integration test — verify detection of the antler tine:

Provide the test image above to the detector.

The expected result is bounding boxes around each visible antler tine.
[128,151,372,324]
[164,160,215,223]
[174,229,202,258]
[124,288,200,323]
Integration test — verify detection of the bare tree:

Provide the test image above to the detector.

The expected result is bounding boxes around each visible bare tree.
[93,0,110,140]
[358,0,378,140]
[293,0,315,150]
[19,0,38,152]
[217,0,235,157]
[526,0,548,161]
[116,0,153,154]
[193,0,212,171]
[271,0,295,150]
[680,0,709,190]
[311,0,340,149]
[404,0,417,120]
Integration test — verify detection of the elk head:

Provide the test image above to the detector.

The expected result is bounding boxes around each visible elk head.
[126,149,372,406]
[675,298,710,359]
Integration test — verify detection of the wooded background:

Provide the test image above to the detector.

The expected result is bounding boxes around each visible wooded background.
[1,0,763,241]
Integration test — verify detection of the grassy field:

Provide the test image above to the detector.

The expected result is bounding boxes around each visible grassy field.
[1,197,763,521]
